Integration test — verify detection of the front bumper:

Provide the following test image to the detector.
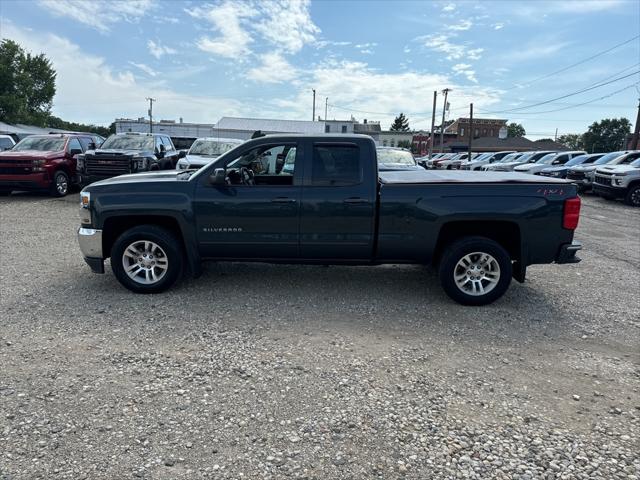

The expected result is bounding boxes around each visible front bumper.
[556,241,582,264]
[0,172,50,190]
[593,183,626,198]
[78,227,104,273]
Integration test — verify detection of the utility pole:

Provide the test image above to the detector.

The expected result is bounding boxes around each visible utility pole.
[146,97,156,133]
[325,97,328,121]
[439,88,451,153]
[428,91,437,158]
[631,98,640,150]
[468,103,474,158]
[554,128,558,141]
[312,89,316,121]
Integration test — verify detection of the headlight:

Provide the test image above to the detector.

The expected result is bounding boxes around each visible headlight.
[133,157,149,171]
[79,191,91,224]
[551,171,562,177]
[76,155,85,170]
[32,158,46,172]
[613,177,625,185]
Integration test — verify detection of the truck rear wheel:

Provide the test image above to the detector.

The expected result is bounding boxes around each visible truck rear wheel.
[438,236,512,306]
[625,185,640,207]
[111,225,183,293]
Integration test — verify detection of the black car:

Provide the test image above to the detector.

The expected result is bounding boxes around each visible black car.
[77,133,184,185]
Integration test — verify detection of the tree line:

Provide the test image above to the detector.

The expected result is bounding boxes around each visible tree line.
[0,39,114,137]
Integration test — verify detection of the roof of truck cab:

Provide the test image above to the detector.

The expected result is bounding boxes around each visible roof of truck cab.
[379,169,569,184]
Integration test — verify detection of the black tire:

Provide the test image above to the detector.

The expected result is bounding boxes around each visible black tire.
[111,225,183,293]
[50,170,70,197]
[438,236,512,306]
[624,185,640,207]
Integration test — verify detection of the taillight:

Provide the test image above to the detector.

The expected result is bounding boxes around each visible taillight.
[563,197,581,230]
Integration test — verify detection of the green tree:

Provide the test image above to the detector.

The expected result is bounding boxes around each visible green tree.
[507,122,526,138]
[390,113,410,131]
[582,118,631,153]
[0,39,56,125]
[557,133,584,150]
[397,139,412,149]
[46,115,112,137]
[534,138,554,142]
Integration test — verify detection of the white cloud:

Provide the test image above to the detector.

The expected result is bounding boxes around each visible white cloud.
[147,40,177,59]
[492,22,504,30]
[38,0,155,33]
[442,3,456,12]
[187,1,257,58]
[246,53,296,84]
[187,0,319,58]
[254,0,320,54]
[128,62,158,77]
[419,34,465,60]
[467,48,484,60]
[355,42,378,49]
[1,22,244,125]
[271,59,500,127]
[452,63,477,83]
[448,19,473,31]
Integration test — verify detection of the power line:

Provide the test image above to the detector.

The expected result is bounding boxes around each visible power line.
[502,34,640,92]
[495,83,638,115]
[479,70,640,114]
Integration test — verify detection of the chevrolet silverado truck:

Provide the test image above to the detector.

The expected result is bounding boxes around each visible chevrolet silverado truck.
[0,133,95,196]
[77,134,582,306]
[77,132,185,185]
[592,157,640,206]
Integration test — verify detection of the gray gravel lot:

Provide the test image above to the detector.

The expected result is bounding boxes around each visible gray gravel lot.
[1,192,639,480]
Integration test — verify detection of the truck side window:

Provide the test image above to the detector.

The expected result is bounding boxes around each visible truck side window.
[67,138,82,153]
[312,145,361,186]
[162,136,175,152]
[226,144,297,186]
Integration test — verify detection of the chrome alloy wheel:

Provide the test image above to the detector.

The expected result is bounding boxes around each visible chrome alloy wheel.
[454,251,501,296]
[55,173,68,195]
[122,240,168,285]
[631,188,640,206]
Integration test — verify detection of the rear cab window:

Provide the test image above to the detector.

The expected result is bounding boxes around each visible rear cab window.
[311,144,361,186]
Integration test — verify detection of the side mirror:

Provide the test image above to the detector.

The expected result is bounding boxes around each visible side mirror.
[87,142,96,151]
[178,150,187,159]
[69,148,82,156]
[209,168,226,185]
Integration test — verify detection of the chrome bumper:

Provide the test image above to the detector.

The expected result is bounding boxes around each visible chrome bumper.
[78,227,103,258]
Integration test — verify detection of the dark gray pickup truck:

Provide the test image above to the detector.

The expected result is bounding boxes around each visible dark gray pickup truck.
[78,134,582,305]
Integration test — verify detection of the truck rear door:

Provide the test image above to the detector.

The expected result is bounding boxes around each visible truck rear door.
[299,139,377,260]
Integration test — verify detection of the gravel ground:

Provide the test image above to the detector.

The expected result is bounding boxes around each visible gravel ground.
[0,192,638,480]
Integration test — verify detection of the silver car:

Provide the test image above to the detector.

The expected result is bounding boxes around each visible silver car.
[514,151,586,175]
[176,137,244,170]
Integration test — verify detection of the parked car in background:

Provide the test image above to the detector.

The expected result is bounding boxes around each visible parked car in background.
[482,152,526,171]
[514,151,587,175]
[539,153,604,179]
[435,153,471,170]
[448,152,483,170]
[593,157,640,206]
[566,151,635,192]
[0,134,16,151]
[376,147,422,171]
[427,153,455,169]
[78,133,185,185]
[78,133,583,306]
[176,137,244,170]
[461,151,516,171]
[0,133,94,196]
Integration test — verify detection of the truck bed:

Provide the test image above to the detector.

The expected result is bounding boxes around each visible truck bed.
[379,170,569,184]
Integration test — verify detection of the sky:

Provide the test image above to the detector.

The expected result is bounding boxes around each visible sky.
[1,0,639,139]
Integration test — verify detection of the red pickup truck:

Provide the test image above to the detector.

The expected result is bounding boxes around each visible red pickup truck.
[0,134,97,196]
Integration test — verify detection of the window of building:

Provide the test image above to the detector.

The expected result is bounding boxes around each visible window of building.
[460,128,465,137]
[325,125,330,133]
[383,140,388,146]
[341,125,347,133]
[311,144,361,186]
[390,140,395,147]
[474,129,479,137]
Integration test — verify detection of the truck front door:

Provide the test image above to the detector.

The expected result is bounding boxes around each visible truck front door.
[299,141,376,260]
[194,142,302,259]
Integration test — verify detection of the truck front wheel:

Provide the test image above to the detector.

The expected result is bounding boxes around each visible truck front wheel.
[111,225,183,293]
[625,185,640,207]
[438,236,512,306]
[50,170,69,197]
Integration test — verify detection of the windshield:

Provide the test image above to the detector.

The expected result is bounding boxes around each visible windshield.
[13,137,66,152]
[100,135,154,150]
[189,140,239,156]
[499,153,521,162]
[377,149,415,165]
[629,158,640,167]
[593,151,627,165]
[472,153,490,162]
[536,153,558,164]
[565,155,590,166]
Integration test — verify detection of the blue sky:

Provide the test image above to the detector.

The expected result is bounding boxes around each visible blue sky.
[1,0,639,138]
